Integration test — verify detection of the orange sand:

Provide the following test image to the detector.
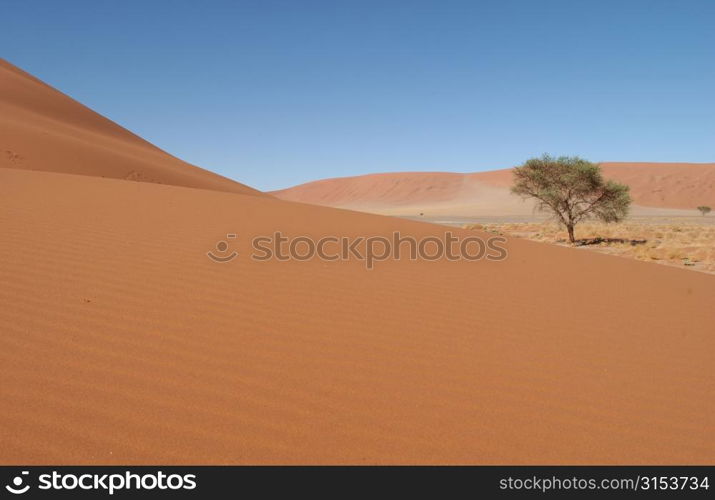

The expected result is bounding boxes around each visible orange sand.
[0,59,260,195]
[272,164,715,214]
[1,59,714,464]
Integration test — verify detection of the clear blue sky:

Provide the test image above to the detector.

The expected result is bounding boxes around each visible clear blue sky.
[2,0,714,190]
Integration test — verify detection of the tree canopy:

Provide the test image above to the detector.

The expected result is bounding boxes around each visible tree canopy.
[511,155,632,243]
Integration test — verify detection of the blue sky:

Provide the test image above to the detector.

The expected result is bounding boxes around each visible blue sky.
[2,0,714,190]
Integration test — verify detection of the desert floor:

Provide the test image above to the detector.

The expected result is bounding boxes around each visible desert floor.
[416,214,715,274]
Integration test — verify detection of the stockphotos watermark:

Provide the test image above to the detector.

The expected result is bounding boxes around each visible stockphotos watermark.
[3,469,196,495]
[207,231,508,269]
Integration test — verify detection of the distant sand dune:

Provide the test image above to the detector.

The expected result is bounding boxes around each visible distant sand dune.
[272,164,715,215]
[600,162,715,210]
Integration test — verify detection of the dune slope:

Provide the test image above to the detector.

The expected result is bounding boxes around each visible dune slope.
[272,163,715,212]
[0,58,260,195]
[601,162,715,210]
[1,167,713,464]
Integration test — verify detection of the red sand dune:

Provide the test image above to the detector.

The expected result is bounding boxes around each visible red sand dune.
[600,162,715,210]
[0,58,260,195]
[1,61,714,465]
[272,164,715,212]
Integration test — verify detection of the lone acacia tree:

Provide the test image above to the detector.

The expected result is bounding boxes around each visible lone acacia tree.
[697,206,712,216]
[511,155,632,243]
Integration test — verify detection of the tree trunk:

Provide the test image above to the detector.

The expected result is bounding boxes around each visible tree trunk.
[567,224,575,244]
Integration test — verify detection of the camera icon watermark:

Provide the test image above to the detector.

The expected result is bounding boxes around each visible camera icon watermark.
[5,471,30,495]
[207,234,238,263]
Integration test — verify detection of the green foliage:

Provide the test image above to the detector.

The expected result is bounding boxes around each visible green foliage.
[511,154,632,243]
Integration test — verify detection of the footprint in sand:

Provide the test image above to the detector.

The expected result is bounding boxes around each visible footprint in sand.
[4,150,24,164]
